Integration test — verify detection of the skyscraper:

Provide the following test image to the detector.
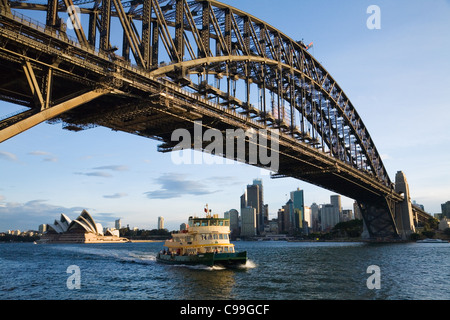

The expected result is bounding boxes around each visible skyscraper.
[245,179,266,234]
[290,188,304,230]
[115,219,121,230]
[158,216,164,230]
[241,207,257,237]
[225,209,239,238]
[310,203,320,232]
[321,204,339,231]
[252,179,265,233]
[330,195,342,221]
[441,201,450,218]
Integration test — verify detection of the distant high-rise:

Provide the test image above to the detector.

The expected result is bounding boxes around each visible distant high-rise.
[115,219,121,230]
[330,195,342,220]
[290,188,304,230]
[310,203,320,232]
[246,181,264,233]
[240,191,247,211]
[158,216,164,230]
[241,207,257,237]
[321,204,340,231]
[441,201,450,218]
[225,209,239,238]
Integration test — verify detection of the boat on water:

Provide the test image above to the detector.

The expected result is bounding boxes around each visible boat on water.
[156,205,248,268]
[417,238,449,243]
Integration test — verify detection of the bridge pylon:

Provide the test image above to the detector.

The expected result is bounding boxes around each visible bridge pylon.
[359,171,416,241]
[394,171,416,239]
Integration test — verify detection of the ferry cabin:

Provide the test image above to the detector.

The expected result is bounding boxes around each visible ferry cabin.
[163,216,235,256]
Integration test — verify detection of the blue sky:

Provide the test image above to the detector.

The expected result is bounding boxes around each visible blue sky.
[1,0,449,231]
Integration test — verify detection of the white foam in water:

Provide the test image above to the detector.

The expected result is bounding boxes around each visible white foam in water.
[240,259,257,269]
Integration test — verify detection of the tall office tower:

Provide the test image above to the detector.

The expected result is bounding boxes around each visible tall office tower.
[115,219,121,230]
[240,191,247,211]
[310,203,320,232]
[252,179,265,232]
[290,188,305,230]
[277,208,286,233]
[246,183,262,233]
[330,195,342,221]
[241,207,257,237]
[303,206,312,234]
[441,201,450,218]
[225,209,239,238]
[264,204,269,224]
[321,204,340,231]
[158,216,164,230]
[284,199,294,233]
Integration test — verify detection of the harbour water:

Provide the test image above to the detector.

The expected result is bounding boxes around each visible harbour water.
[0,241,448,300]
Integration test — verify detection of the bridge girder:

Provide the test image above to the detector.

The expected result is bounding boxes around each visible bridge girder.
[0,0,432,240]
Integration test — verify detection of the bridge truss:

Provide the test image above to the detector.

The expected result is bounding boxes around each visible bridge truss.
[0,0,432,239]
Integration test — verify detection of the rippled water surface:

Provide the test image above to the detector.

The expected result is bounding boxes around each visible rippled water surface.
[0,241,448,300]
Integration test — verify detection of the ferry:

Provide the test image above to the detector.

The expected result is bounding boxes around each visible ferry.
[156,205,248,268]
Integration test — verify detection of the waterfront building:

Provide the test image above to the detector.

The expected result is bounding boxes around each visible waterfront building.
[224,209,239,239]
[241,207,257,237]
[252,179,265,232]
[115,219,121,230]
[321,204,340,231]
[303,206,312,234]
[158,216,165,230]
[38,224,47,233]
[246,182,263,233]
[330,195,342,221]
[441,201,450,218]
[310,203,320,232]
[40,210,129,243]
[180,223,188,231]
[277,208,287,234]
[438,217,450,231]
[277,200,294,234]
[342,209,353,222]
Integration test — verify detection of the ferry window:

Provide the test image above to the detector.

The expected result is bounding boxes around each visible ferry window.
[219,234,224,239]
[225,221,229,226]
[218,220,223,226]
[224,234,228,239]
[213,234,218,240]
[207,234,212,240]
[224,247,228,252]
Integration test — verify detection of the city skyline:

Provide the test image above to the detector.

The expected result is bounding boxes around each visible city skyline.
[1,0,450,232]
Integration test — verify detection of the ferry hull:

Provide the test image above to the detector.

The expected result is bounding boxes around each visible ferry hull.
[157,252,248,268]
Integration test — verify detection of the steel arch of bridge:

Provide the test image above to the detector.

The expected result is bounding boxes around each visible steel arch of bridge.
[0,0,431,239]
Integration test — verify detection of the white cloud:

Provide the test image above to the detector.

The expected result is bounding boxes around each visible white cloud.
[0,151,18,162]
[74,171,113,178]
[93,165,129,172]
[145,173,219,200]
[103,193,128,199]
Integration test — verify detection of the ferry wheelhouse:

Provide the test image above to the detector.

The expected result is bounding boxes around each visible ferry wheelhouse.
[156,206,247,267]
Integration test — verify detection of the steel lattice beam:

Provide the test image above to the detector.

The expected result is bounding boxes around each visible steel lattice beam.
[0,0,433,240]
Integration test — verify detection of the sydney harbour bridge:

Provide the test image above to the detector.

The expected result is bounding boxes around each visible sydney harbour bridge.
[0,0,431,240]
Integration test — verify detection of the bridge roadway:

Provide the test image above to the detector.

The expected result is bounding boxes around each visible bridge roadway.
[0,1,432,240]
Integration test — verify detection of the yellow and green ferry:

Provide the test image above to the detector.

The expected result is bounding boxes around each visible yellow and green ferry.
[156,205,247,268]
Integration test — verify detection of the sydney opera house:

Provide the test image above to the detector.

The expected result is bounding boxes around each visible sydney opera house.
[39,210,129,243]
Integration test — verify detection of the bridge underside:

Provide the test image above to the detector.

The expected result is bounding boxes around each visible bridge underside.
[0,2,432,241]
